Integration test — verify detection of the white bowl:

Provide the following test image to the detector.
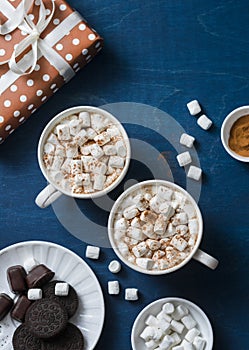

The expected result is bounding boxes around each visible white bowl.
[131,297,213,350]
[221,105,249,162]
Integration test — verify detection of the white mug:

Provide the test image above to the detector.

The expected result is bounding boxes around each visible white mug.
[35,106,131,208]
[108,180,219,275]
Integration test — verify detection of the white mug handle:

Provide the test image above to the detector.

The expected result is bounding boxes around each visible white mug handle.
[35,184,62,208]
[193,249,219,270]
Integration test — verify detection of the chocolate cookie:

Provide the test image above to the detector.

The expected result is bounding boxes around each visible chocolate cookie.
[25,299,68,339]
[26,264,55,288]
[13,324,43,350]
[42,280,78,318]
[42,323,84,350]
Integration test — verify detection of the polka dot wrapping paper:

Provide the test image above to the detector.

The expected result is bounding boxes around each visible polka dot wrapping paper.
[0,0,103,143]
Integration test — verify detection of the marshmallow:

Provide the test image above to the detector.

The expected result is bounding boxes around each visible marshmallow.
[159,203,175,220]
[171,332,181,345]
[108,260,121,274]
[172,305,189,321]
[118,242,129,256]
[176,152,192,167]
[70,159,82,175]
[51,156,64,171]
[145,315,159,327]
[172,346,184,350]
[47,133,60,145]
[131,217,141,228]
[185,328,200,343]
[140,326,156,342]
[125,288,138,301]
[55,145,65,158]
[124,237,139,246]
[181,315,197,330]
[140,210,158,223]
[115,140,126,157]
[80,145,91,155]
[74,129,88,145]
[159,334,175,349]
[158,259,170,270]
[106,125,120,137]
[192,336,206,350]
[188,219,198,235]
[109,155,125,168]
[187,166,202,181]
[114,218,128,230]
[123,205,139,220]
[61,158,71,173]
[94,131,111,146]
[156,311,172,323]
[44,154,54,169]
[157,186,173,201]
[79,111,90,127]
[149,195,164,214]
[188,234,197,247]
[92,161,107,175]
[132,242,148,257]
[103,144,117,155]
[145,340,159,350]
[157,318,171,333]
[171,320,185,334]
[146,239,161,251]
[182,203,196,219]
[186,100,201,115]
[55,282,69,296]
[152,250,166,260]
[174,192,187,207]
[93,174,106,190]
[142,223,156,238]
[44,142,55,154]
[180,340,194,349]
[69,119,82,136]
[66,142,78,158]
[27,288,42,300]
[127,227,145,241]
[86,127,97,140]
[81,173,91,186]
[91,114,109,133]
[162,303,175,314]
[171,236,188,252]
[24,258,38,272]
[136,258,154,270]
[165,223,176,237]
[197,114,212,130]
[175,225,188,235]
[84,183,94,193]
[108,281,120,295]
[180,133,195,148]
[90,144,104,159]
[154,215,167,235]
[56,124,71,140]
[85,245,100,259]
[172,213,188,226]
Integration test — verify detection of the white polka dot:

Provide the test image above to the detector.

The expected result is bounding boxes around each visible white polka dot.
[59,4,67,11]
[31,109,37,114]
[53,88,59,93]
[88,34,96,41]
[65,54,73,61]
[56,43,63,51]
[5,125,11,131]
[95,42,101,49]
[73,63,79,69]
[75,67,80,72]
[50,84,57,90]
[21,31,27,36]
[27,79,34,87]
[41,96,47,102]
[20,95,27,102]
[35,0,40,5]
[28,14,35,21]
[36,90,43,96]
[14,111,20,117]
[45,9,51,15]
[79,24,86,31]
[43,74,50,82]
[19,117,25,123]
[4,100,11,107]
[34,64,40,71]
[5,34,12,41]
[0,137,3,143]
[72,38,80,46]
[82,49,88,56]
[28,104,34,110]
[0,116,4,123]
[10,84,17,92]
[53,18,60,25]
[9,129,15,134]
[0,49,6,56]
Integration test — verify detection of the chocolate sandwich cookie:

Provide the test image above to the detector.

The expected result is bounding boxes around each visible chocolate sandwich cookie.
[43,280,78,318]
[13,324,43,350]
[0,293,13,320]
[26,264,55,288]
[42,323,84,350]
[11,295,33,322]
[25,299,68,339]
[7,265,27,294]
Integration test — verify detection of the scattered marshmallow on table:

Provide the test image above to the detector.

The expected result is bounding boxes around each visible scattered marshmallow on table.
[85,245,100,259]
[197,114,212,130]
[27,288,42,300]
[187,165,202,181]
[180,133,195,148]
[125,288,138,301]
[187,100,201,116]
[108,260,121,273]
[55,282,69,296]
[108,281,120,295]
[176,151,192,167]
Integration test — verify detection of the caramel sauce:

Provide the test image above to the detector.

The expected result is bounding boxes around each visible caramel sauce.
[228,114,249,157]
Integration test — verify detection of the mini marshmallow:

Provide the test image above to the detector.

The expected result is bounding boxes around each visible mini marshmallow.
[156,311,172,323]
[153,250,166,260]
[123,205,139,220]
[24,258,38,272]
[108,260,121,274]
[136,258,154,270]
[181,339,194,350]
[114,218,128,230]
[103,144,117,155]
[149,195,164,214]
[197,114,212,130]
[80,145,91,155]
[157,318,171,333]
[127,227,145,241]
[44,142,55,154]
[74,129,88,145]
[181,315,196,330]
[47,133,60,145]
[66,142,78,158]
[162,302,175,314]
[140,210,158,223]
[174,192,187,207]
[140,326,156,342]
[165,223,176,237]
[187,100,201,115]
[175,225,188,235]
[84,183,94,193]
[55,282,69,296]
[159,334,174,349]
[145,340,158,350]
[85,245,100,259]
[131,217,141,228]
[192,336,206,350]
[82,173,91,186]
[61,158,71,173]
[187,166,202,181]
[154,215,167,235]
[182,203,196,219]
[172,213,188,226]
[145,315,159,327]
[188,234,197,247]
[188,219,198,235]
[51,156,64,171]
[55,145,66,157]
[146,239,161,251]
[92,161,107,175]
[108,281,120,295]
[172,305,189,321]
[79,111,90,127]
[69,119,82,136]
[86,127,97,140]
[142,223,156,239]
[115,140,126,157]
[109,155,124,168]
[91,114,109,133]
[180,133,195,148]
[56,124,71,140]
[185,328,200,343]
[176,152,192,167]
[171,332,181,345]
[27,288,42,300]
[132,242,148,258]
[171,320,185,334]
[90,144,104,159]
[118,242,129,256]
[157,259,170,270]
[124,237,139,246]
[171,236,188,252]
[172,346,184,350]
[157,186,173,201]
[125,288,138,301]
[71,159,82,175]
[106,125,120,138]
[93,174,106,190]
[94,131,111,146]
[159,203,175,220]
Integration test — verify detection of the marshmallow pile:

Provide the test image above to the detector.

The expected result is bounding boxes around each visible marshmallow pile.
[42,111,128,194]
[140,302,206,350]
[113,184,198,271]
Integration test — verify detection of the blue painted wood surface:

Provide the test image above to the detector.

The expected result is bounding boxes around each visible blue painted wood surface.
[0,0,249,349]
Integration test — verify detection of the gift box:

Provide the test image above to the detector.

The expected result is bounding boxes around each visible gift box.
[0,0,103,143]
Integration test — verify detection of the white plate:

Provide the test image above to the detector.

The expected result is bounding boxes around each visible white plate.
[0,241,105,350]
[131,297,213,350]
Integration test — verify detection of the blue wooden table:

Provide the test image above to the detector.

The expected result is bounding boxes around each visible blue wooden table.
[0,0,249,349]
